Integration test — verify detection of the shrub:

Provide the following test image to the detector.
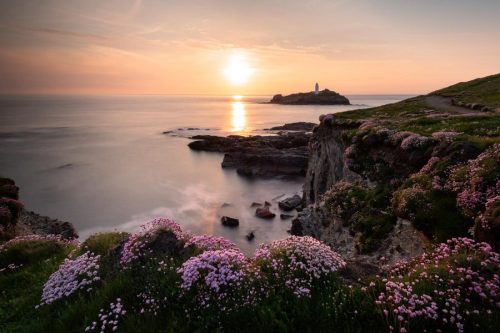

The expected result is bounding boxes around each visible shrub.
[38,251,101,307]
[374,238,500,333]
[254,236,345,297]
[120,218,184,266]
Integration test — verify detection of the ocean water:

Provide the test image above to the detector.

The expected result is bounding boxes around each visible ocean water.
[0,94,412,253]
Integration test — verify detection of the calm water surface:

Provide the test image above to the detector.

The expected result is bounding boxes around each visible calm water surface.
[0,95,412,253]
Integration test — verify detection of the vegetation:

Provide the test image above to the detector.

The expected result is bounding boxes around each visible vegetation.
[1,221,498,332]
[432,73,500,108]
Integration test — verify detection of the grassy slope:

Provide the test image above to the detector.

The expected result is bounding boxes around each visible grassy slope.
[432,73,500,107]
[336,74,500,145]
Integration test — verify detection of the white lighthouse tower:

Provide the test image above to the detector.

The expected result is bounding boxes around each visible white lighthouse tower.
[315,82,319,95]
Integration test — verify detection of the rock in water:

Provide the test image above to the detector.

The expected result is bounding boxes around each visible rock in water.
[278,195,302,211]
[255,207,275,219]
[280,214,294,220]
[187,132,310,178]
[221,216,239,227]
[246,231,255,241]
[250,202,262,207]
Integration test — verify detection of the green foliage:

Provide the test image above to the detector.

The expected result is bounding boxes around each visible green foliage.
[432,73,500,108]
[80,232,129,257]
[0,240,76,332]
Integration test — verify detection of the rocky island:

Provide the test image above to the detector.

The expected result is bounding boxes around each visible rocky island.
[270,88,350,105]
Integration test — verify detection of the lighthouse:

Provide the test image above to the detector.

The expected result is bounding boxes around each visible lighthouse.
[315,82,319,95]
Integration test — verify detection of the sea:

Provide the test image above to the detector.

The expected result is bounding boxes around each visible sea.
[0,94,413,253]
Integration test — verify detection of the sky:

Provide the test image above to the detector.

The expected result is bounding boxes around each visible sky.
[0,0,499,95]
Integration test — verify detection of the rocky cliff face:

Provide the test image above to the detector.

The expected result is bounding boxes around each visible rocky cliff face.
[0,177,77,240]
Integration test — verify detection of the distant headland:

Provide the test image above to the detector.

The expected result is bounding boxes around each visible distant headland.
[269,83,350,105]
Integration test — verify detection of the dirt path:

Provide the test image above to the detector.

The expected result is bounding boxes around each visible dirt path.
[424,95,477,115]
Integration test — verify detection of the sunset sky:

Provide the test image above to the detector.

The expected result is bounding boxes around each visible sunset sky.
[1,0,499,95]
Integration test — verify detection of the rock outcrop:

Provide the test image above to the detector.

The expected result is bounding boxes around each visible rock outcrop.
[270,89,350,105]
[0,177,77,240]
[188,132,310,177]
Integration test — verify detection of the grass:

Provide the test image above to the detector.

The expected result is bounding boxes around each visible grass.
[432,73,500,108]
[335,73,500,144]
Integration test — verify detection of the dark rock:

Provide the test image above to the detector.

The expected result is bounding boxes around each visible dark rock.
[267,122,317,131]
[250,202,262,207]
[220,202,231,208]
[264,201,272,206]
[188,132,310,178]
[269,89,350,105]
[221,216,239,227]
[290,217,303,235]
[255,207,275,219]
[246,231,255,241]
[278,195,302,211]
[15,209,78,239]
[280,214,294,220]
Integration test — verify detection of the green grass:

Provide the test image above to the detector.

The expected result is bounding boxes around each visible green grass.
[432,73,500,108]
[0,240,76,332]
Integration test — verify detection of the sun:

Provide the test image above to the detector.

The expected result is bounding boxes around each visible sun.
[223,53,254,85]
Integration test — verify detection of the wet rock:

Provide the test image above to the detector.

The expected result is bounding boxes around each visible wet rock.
[278,195,302,211]
[188,132,310,178]
[246,231,255,241]
[267,122,317,131]
[264,201,272,206]
[280,214,294,220]
[221,216,239,227]
[250,202,262,207]
[255,207,275,219]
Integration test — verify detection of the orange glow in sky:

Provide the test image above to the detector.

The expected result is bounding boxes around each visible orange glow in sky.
[0,1,499,95]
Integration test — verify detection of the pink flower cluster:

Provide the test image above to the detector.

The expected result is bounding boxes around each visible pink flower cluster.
[178,249,255,311]
[448,144,499,228]
[400,133,433,150]
[419,156,440,174]
[120,218,183,266]
[254,236,346,297]
[0,234,79,253]
[85,298,126,332]
[184,235,238,252]
[432,131,460,142]
[375,238,499,333]
[38,251,101,307]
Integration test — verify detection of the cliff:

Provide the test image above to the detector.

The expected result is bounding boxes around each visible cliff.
[269,89,350,105]
[293,74,500,265]
[0,177,77,241]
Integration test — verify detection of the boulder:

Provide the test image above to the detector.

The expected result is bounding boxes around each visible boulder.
[255,207,275,219]
[278,195,302,211]
[246,231,255,241]
[221,216,239,227]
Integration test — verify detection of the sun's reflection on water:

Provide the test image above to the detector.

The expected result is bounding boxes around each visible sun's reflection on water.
[230,96,247,133]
